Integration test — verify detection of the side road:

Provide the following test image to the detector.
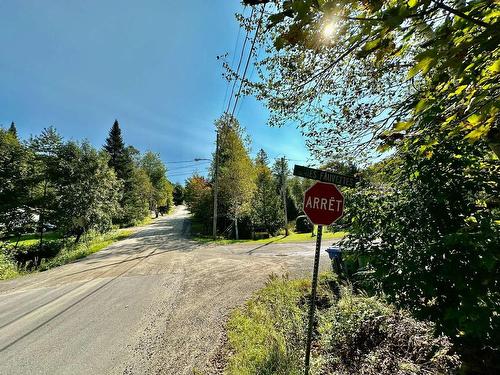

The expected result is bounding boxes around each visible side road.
[0,206,333,375]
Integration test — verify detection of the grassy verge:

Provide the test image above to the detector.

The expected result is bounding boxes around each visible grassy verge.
[0,229,133,280]
[38,229,133,271]
[194,228,347,246]
[224,274,460,375]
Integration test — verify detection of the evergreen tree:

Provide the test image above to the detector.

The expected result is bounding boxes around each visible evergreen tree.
[103,120,131,180]
[8,122,17,137]
[251,150,284,235]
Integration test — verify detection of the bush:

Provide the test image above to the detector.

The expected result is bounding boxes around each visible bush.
[295,215,313,233]
[225,274,461,375]
[319,288,461,374]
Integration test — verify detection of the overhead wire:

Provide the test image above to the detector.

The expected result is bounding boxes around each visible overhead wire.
[224,7,255,116]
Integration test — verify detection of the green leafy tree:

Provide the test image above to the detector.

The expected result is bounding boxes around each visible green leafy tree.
[184,174,213,231]
[0,128,33,239]
[240,0,500,160]
[251,149,284,235]
[140,151,173,216]
[344,133,499,372]
[28,127,62,247]
[173,183,185,205]
[215,114,256,239]
[121,167,152,225]
[54,141,121,242]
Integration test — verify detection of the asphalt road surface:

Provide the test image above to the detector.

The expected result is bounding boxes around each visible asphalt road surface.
[0,206,334,375]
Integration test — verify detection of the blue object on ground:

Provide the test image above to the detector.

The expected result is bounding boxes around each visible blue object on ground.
[325,246,342,260]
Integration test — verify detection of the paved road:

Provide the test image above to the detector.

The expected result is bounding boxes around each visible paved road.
[0,206,333,375]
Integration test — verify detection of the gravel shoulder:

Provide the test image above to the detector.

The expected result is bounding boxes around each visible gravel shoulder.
[0,206,333,375]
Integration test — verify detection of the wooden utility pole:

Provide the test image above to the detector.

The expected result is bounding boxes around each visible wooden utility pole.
[212,130,220,239]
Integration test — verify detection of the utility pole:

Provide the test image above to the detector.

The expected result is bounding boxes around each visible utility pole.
[212,129,220,239]
[280,156,289,236]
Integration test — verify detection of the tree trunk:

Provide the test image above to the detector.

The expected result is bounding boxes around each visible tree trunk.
[234,218,239,240]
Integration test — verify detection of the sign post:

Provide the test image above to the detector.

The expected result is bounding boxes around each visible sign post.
[297,168,349,375]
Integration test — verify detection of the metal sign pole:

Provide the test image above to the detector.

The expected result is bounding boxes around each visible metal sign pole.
[304,224,322,375]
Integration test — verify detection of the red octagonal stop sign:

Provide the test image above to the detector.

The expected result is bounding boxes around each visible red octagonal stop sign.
[303,182,344,225]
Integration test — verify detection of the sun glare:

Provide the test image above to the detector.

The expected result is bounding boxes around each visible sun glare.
[322,21,337,38]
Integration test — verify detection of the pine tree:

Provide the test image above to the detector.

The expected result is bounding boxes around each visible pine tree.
[251,150,284,235]
[104,120,131,180]
[8,122,17,137]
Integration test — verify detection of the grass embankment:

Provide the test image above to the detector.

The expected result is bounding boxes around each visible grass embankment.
[224,274,460,375]
[0,229,133,280]
[194,226,347,246]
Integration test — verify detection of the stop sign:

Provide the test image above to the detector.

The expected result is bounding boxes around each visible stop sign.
[303,182,344,225]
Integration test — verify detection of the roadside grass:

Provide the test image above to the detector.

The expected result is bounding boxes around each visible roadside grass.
[194,228,347,246]
[0,229,134,280]
[38,229,133,271]
[224,273,460,375]
[7,231,62,247]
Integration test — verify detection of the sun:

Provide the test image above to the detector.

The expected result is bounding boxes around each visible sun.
[322,21,337,38]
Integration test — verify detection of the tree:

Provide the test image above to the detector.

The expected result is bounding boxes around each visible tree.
[0,128,33,239]
[140,151,173,216]
[173,183,185,205]
[273,157,289,235]
[28,127,62,247]
[121,167,152,225]
[184,174,213,231]
[54,141,120,242]
[239,0,500,160]
[104,120,132,180]
[344,131,499,372]
[8,122,17,137]
[251,150,284,235]
[215,114,256,239]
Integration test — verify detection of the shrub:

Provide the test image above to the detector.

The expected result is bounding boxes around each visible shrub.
[295,215,313,233]
[225,274,461,375]
[319,288,461,375]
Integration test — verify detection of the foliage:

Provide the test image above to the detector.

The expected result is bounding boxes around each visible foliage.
[226,275,308,375]
[239,0,500,160]
[251,150,284,235]
[103,119,133,181]
[140,151,173,212]
[0,128,34,237]
[120,167,152,225]
[54,141,121,240]
[319,287,461,374]
[225,274,459,375]
[173,182,185,205]
[184,174,213,231]
[216,114,256,239]
[343,133,499,372]
[295,215,313,233]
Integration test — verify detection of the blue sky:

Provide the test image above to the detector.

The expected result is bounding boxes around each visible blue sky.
[0,0,310,183]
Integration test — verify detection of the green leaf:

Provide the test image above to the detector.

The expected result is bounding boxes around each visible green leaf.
[393,121,413,131]
[408,56,436,79]
[467,114,482,126]
[487,60,500,74]
[464,125,490,142]
[408,0,418,8]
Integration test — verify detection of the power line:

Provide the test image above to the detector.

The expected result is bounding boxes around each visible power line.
[221,4,247,114]
[230,6,265,118]
[224,7,255,116]
[165,158,209,164]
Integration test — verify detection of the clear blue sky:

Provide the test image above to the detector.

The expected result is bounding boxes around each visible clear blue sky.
[0,0,310,183]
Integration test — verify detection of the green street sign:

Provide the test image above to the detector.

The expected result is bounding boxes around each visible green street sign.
[293,165,358,187]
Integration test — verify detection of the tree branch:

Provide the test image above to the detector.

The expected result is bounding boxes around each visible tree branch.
[432,1,491,28]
